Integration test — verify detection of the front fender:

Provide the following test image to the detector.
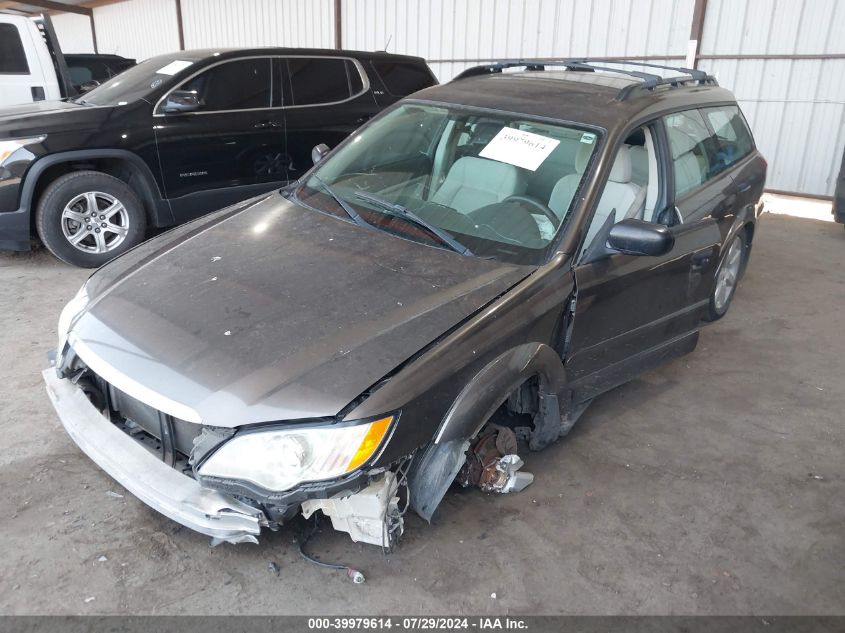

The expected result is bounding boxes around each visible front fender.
[408,342,567,522]
[434,342,566,444]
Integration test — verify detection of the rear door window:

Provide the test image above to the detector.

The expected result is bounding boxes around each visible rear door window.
[285,57,354,105]
[370,60,434,97]
[702,105,755,169]
[179,57,272,111]
[0,24,30,74]
[664,109,718,197]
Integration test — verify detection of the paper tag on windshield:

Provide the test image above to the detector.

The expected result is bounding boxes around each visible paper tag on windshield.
[156,60,193,75]
[479,128,560,171]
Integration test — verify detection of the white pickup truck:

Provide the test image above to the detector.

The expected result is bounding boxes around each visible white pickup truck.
[0,14,64,106]
[0,14,134,107]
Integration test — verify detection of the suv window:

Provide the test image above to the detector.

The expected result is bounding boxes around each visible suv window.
[664,109,715,197]
[0,24,29,74]
[579,126,660,258]
[180,58,272,111]
[371,60,434,97]
[286,57,355,105]
[702,105,754,170]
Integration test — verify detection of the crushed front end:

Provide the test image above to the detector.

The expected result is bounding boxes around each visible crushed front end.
[44,342,405,547]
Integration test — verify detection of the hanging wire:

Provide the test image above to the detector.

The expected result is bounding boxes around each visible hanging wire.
[298,514,365,584]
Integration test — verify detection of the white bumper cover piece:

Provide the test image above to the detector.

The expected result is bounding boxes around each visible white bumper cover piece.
[301,471,403,547]
[42,368,265,544]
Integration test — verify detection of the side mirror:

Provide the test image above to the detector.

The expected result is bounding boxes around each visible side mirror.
[79,80,100,93]
[607,218,674,256]
[311,143,330,165]
[161,90,202,114]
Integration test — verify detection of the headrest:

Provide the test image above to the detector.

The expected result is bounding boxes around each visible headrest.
[608,145,633,183]
[574,142,592,174]
[666,127,696,159]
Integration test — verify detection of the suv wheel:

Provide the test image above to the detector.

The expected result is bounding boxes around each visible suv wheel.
[36,170,146,268]
[704,233,745,321]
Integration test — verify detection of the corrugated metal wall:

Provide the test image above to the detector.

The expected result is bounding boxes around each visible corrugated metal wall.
[51,13,95,54]
[180,0,334,49]
[697,0,845,196]
[341,0,695,83]
[92,0,181,60]
[51,0,845,196]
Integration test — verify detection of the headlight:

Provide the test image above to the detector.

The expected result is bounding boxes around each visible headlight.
[57,284,89,352]
[0,136,46,166]
[198,415,394,491]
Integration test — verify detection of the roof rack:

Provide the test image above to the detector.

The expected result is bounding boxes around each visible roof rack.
[451,59,718,101]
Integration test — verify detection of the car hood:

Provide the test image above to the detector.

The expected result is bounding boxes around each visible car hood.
[69,194,532,426]
[0,100,110,138]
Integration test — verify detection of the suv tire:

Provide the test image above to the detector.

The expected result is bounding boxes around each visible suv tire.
[704,233,746,321]
[36,170,146,268]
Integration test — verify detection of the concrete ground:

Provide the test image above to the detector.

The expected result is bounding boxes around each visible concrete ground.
[0,200,842,615]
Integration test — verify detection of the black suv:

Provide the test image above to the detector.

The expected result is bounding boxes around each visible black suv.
[0,47,436,266]
[46,61,765,547]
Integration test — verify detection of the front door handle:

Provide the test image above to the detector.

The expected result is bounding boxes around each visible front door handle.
[254,120,282,129]
[690,251,712,271]
[355,114,372,125]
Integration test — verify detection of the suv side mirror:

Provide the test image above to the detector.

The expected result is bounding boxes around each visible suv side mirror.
[161,90,202,114]
[607,218,674,256]
[312,143,330,165]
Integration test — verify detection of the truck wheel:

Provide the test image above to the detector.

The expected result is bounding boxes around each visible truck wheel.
[35,170,146,268]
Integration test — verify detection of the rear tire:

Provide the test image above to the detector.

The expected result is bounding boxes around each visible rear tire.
[35,170,146,268]
[704,233,746,321]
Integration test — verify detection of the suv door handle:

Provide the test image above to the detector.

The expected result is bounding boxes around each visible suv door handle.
[254,120,282,129]
[355,115,372,124]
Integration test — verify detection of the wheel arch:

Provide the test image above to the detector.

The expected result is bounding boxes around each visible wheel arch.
[407,342,568,522]
[23,150,172,232]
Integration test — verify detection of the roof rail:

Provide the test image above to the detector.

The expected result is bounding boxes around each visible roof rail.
[451,59,718,101]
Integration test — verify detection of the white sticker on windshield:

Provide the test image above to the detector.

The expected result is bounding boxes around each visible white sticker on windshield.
[479,128,560,171]
[580,132,597,144]
[156,60,193,76]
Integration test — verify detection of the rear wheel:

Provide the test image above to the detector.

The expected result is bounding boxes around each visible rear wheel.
[35,170,146,268]
[704,233,745,321]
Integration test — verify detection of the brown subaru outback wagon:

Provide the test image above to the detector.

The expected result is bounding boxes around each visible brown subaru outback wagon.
[45,60,766,548]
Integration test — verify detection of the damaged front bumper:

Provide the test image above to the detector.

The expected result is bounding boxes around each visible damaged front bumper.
[42,368,266,545]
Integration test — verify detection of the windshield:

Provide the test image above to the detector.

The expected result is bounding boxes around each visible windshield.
[295,103,598,264]
[76,56,196,106]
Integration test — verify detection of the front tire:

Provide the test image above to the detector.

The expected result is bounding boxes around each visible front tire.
[35,170,146,268]
[704,233,745,321]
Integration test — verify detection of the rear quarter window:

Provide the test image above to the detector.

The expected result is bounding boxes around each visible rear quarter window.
[370,60,435,97]
[0,24,30,74]
[702,105,755,169]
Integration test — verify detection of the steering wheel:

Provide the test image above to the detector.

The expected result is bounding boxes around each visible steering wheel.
[502,195,560,228]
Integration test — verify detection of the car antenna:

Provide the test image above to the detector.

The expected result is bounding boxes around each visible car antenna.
[382,34,392,52]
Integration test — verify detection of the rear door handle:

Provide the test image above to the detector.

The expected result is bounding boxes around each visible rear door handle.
[254,120,282,129]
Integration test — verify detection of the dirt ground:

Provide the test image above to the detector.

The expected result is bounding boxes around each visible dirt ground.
[0,206,843,615]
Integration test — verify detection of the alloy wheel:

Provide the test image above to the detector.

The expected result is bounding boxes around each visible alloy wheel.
[60,191,130,254]
[713,237,743,313]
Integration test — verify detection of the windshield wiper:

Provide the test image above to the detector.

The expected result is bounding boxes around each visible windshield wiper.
[311,175,373,230]
[354,191,473,256]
